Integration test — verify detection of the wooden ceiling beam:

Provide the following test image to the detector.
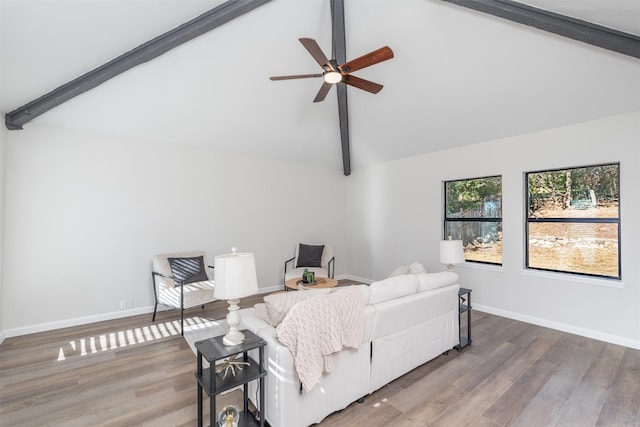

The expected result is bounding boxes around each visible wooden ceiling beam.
[5,0,271,130]
[331,0,351,177]
[442,0,640,59]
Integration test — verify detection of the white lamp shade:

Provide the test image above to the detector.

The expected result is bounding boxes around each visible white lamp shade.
[214,251,258,300]
[439,239,465,265]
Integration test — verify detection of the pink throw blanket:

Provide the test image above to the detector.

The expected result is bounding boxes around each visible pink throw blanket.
[275,287,365,393]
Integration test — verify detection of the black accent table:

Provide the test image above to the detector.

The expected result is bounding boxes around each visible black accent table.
[457,288,472,351]
[194,329,266,427]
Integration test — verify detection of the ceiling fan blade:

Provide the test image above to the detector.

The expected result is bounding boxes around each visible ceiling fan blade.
[340,46,394,73]
[343,75,384,94]
[299,38,332,69]
[270,73,322,81]
[313,82,333,103]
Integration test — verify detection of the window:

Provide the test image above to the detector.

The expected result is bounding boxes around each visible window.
[526,163,620,279]
[444,176,502,265]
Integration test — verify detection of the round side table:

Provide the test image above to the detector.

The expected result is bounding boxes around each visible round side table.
[284,277,338,291]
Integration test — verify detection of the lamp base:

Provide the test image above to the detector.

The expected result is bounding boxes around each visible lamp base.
[222,298,245,346]
[222,329,245,346]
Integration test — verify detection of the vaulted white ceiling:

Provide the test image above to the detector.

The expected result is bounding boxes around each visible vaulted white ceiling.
[2,0,640,174]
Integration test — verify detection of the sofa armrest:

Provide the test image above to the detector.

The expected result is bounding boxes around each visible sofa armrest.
[152,264,214,286]
[152,271,173,279]
[152,270,185,288]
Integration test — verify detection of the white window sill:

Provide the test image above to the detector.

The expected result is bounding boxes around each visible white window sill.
[521,268,623,288]
[455,263,622,288]
[455,262,503,273]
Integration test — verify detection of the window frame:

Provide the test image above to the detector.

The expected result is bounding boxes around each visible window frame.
[524,162,621,280]
[444,175,503,266]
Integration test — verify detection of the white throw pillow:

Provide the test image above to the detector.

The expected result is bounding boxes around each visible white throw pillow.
[388,264,409,277]
[408,262,426,274]
[262,289,332,327]
[416,272,459,292]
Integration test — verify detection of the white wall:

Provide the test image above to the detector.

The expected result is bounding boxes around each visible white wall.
[347,111,640,349]
[0,122,6,342]
[4,112,639,348]
[2,123,347,335]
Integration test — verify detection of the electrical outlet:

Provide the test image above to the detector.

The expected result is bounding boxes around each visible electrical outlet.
[119,299,127,310]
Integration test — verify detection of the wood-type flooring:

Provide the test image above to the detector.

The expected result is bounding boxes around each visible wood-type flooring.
[2,282,639,426]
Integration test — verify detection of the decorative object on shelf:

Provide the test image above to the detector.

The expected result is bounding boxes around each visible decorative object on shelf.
[215,354,250,379]
[302,268,316,284]
[439,236,465,272]
[217,405,239,427]
[214,247,259,346]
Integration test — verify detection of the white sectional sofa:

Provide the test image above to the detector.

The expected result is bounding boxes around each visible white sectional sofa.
[239,272,460,427]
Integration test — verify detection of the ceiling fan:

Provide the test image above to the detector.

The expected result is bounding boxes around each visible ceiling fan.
[270,38,394,103]
[270,0,387,176]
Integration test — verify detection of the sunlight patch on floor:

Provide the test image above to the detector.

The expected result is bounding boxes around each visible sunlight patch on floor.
[56,316,215,362]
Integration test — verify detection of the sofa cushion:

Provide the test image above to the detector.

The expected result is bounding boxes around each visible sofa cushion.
[368,274,419,305]
[253,302,270,324]
[262,289,333,327]
[296,244,325,268]
[416,272,458,292]
[168,256,209,284]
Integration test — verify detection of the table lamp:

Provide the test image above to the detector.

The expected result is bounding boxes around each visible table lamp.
[439,237,465,272]
[214,247,258,346]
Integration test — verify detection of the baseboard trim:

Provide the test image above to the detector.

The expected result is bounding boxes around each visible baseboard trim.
[1,286,283,339]
[2,306,154,338]
[336,274,373,284]
[256,285,282,294]
[474,303,640,351]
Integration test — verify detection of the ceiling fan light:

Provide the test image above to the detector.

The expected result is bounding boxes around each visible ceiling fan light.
[323,71,342,84]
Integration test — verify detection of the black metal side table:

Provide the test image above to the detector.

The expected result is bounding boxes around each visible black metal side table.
[458,287,472,351]
[194,329,266,427]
